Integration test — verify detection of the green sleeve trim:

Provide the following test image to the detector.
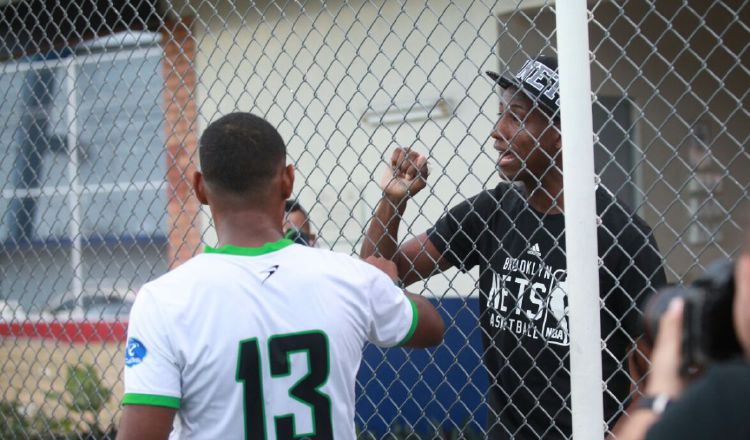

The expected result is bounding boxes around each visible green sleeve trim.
[397,297,419,347]
[122,393,181,409]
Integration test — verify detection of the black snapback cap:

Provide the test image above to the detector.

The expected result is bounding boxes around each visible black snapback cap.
[486,55,561,120]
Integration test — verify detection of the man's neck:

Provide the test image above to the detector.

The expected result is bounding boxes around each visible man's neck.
[213,210,285,249]
[523,173,564,215]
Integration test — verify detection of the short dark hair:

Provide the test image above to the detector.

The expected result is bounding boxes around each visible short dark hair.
[285,199,308,217]
[199,112,286,197]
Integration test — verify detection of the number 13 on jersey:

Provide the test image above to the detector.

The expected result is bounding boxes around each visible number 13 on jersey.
[236,330,333,440]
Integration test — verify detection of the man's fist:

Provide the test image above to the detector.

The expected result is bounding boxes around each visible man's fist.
[381,148,429,202]
[364,256,399,283]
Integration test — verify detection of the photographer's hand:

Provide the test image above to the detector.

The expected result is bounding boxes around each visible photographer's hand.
[646,298,687,398]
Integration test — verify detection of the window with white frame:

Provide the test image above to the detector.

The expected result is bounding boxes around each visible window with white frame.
[0,32,168,317]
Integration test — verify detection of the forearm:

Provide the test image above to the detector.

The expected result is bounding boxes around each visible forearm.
[608,343,648,438]
[360,196,407,260]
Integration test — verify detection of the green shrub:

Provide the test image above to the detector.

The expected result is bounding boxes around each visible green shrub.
[0,400,28,439]
[46,363,113,436]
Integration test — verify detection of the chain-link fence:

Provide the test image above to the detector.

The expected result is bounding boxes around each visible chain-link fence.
[0,0,747,438]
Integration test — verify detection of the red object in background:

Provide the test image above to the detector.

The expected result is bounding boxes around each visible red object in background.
[0,321,128,343]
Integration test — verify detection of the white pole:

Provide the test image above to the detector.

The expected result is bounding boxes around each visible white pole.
[64,58,84,301]
[556,2,605,439]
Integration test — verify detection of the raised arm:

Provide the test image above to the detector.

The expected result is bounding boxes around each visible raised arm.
[360,148,452,285]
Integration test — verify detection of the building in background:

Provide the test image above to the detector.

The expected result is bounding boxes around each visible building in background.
[0,34,169,317]
[0,0,202,317]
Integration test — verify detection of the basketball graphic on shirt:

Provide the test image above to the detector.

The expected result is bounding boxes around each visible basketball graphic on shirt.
[542,269,570,346]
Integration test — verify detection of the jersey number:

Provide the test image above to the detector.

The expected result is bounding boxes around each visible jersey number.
[236,331,332,440]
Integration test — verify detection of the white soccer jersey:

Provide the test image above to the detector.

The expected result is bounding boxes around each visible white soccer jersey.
[122,239,417,440]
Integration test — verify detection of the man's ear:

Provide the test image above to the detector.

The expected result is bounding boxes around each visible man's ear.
[192,171,209,205]
[281,164,295,200]
[553,126,563,166]
[543,119,562,163]
[552,120,562,150]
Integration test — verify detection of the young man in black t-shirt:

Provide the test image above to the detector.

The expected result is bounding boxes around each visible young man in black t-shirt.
[360,56,666,439]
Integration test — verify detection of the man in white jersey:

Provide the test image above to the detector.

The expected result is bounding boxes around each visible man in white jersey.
[116,112,445,440]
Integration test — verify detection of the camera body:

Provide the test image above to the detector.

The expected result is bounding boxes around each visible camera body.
[643,260,742,375]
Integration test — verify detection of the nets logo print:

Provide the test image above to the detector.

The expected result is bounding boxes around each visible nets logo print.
[486,258,570,346]
[125,337,148,367]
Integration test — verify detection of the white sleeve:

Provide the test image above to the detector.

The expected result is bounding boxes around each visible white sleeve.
[122,287,182,409]
[366,268,418,348]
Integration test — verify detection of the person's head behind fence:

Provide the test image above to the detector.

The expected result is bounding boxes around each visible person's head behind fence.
[284,198,317,246]
[198,112,287,200]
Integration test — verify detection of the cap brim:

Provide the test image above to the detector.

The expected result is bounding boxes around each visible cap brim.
[485,71,520,90]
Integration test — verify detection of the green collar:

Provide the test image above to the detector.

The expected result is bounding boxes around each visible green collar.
[204,239,294,256]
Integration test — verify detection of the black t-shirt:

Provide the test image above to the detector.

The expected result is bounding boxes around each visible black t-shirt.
[646,360,750,440]
[427,182,666,439]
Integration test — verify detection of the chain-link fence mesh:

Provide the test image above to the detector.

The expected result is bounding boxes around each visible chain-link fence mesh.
[0,0,747,438]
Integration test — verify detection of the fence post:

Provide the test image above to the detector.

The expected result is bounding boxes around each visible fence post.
[64,56,84,300]
[556,2,605,439]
